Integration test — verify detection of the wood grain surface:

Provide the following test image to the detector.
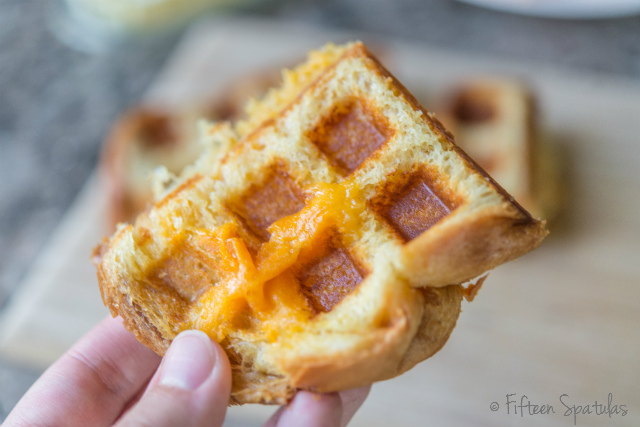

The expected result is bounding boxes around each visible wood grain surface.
[1,17,638,427]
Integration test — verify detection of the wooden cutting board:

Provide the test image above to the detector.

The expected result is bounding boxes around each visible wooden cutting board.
[2,17,639,427]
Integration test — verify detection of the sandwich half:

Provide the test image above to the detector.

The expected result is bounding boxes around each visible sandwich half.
[94,42,548,404]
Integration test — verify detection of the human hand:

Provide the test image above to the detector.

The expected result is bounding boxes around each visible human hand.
[3,316,369,427]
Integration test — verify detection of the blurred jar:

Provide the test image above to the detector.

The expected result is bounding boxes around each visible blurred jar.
[53,0,258,51]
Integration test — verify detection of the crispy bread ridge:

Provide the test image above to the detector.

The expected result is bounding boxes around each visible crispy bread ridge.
[95,42,547,404]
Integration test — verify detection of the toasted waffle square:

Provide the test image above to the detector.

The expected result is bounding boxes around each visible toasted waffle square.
[308,98,392,175]
[230,166,306,242]
[95,42,547,405]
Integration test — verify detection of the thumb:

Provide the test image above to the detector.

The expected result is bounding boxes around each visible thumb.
[114,330,231,427]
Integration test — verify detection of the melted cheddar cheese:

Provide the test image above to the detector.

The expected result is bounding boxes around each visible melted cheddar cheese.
[191,181,365,341]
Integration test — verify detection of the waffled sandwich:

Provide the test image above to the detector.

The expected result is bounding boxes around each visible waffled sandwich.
[435,79,561,219]
[93,42,548,405]
[101,69,280,228]
[101,107,204,227]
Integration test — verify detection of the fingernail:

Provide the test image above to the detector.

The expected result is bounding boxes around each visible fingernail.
[159,330,216,390]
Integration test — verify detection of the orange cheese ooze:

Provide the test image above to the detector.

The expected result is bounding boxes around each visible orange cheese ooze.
[192,181,365,342]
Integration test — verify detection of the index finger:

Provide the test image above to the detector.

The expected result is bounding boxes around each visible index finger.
[4,316,161,427]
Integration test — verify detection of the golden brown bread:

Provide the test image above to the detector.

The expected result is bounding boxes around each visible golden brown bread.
[94,42,548,405]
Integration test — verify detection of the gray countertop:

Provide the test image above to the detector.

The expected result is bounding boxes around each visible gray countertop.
[1,0,639,420]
